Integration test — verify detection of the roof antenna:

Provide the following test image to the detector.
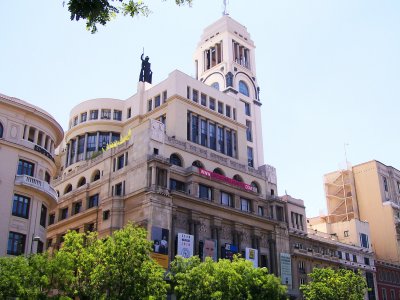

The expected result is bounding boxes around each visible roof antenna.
[223,0,229,15]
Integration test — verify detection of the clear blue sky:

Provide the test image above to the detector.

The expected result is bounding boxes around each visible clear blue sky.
[1,0,399,217]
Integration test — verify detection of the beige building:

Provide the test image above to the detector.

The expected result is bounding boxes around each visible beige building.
[0,93,63,256]
[46,15,291,277]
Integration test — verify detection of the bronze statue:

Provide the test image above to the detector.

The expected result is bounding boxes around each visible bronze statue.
[139,53,153,84]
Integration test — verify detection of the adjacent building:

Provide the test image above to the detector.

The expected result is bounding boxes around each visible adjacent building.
[0,93,63,256]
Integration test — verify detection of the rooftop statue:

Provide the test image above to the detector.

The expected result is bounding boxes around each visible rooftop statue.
[139,53,153,84]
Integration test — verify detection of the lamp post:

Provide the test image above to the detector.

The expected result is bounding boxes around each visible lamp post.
[30,235,41,254]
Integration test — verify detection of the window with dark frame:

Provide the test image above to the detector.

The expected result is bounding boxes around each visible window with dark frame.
[103,210,110,220]
[40,204,47,227]
[101,109,111,119]
[17,159,35,176]
[90,110,98,120]
[240,198,250,212]
[209,98,216,110]
[49,213,55,225]
[113,110,122,121]
[221,191,233,207]
[155,95,161,108]
[12,194,30,219]
[88,194,99,208]
[73,201,82,215]
[7,231,26,255]
[114,182,123,196]
[199,184,212,200]
[170,179,185,192]
[60,207,68,220]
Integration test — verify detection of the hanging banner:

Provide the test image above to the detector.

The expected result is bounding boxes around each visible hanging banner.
[280,253,292,290]
[177,233,194,258]
[245,247,258,268]
[203,239,218,261]
[150,227,169,269]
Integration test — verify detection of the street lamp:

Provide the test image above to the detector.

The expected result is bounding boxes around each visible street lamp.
[30,235,41,254]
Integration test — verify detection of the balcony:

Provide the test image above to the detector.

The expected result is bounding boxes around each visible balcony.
[15,175,58,202]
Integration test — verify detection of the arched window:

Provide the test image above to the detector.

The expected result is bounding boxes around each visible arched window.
[211,82,219,90]
[192,160,204,169]
[64,184,72,195]
[91,170,101,182]
[0,122,3,138]
[251,181,261,194]
[77,177,86,188]
[239,80,249,97]
[213,168,225,176]
[233,174,243,182]
[170,154,183,167]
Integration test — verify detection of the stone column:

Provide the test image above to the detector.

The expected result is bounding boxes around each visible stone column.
[33,128,39,144]
[23,125,30,139]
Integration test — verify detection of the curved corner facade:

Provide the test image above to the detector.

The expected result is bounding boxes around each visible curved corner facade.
[0,93,63,256]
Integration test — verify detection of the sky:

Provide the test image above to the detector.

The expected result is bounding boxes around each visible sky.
[1,0,399,217]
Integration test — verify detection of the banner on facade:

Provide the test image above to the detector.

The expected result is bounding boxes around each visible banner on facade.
[177,233,194,258]
[245,247,258,268]
[203,239,218,261]
[150,227,169,269]
[223,243,238,261]
[280,252,292,290]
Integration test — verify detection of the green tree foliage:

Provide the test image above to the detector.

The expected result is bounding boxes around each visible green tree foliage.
[169,255,288,300]
[66,0,193,33]
[300,268,368,300]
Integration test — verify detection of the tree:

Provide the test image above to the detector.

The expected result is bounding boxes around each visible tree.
[66,0,193,33]
[300,268,368,300]
[169,256,288,300]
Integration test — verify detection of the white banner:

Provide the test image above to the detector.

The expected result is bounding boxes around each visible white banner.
[177,233,194,258]
[280,253,292,290]
[245,247,258,268]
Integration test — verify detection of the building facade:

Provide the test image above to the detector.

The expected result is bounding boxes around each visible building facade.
[0,93,63,256]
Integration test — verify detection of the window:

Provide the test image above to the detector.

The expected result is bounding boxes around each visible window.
[92,170,101,182]
[170,179,185,192]
[258,206,264,216]
[103,210,110,220]
[364,257,370,265]
[299,278,307,285]
[217,126,224,154]
[48,213,55,225]
[127,107,131,118]
[276,206,284,221]
[226,105,231,118]
[111,132,120,142]
[353,254,357,262]
[45,171,51,184]
[221,192,233,207]
[247,147,254,167]
[209,123,216,150]
[37,240,44,254]
[239,80,249,96]
[73,116,78,126]
[156,168,167,188]
[154,95,161,108]
[7,232,26,255]
[360,233,369,248]
[244,102,251,116]
[88,194,99,208]
[98,132,110,150]
[191,114,199,143]
[226,130,232,157]
[209,98,216,110]
[382,288,387,300]
[17,159,35,176]
[163,90,168,102]
[211,82,219,90]
[60,207,68,220]
[170,154,182,167]
[298,260,305,270]
[80,112,87,122]
[240,198,251,212]
[40,204,47,227]
[201,93,207,106]
[0,122,3,138]
[390,290,395,300]
[218,101,223,114]
[77,135,85,162]
[73,201,82,215]
[345,252,350,261]
[187,86,191,99]
[86,133,96,159]
[337,251,342,259]
[192,89,198,102]
[90,110,98,120]
[113,110,122,120]
[101,109,111,119]
[383,176,388,192]
[200,119,207,147]
[246,120,252,142]
[77,177,86,188]
[114,182,123,196]
[199,184,212,200]
[117,154,124,170]
[12,194,30,219]
[344,230,349,237]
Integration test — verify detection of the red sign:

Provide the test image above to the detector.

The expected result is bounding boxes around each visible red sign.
[198,168,256,192]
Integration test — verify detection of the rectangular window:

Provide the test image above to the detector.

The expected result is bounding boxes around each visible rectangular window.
[88,194,99,208]
[226,130,232,157]
[258,206,264,216]
[199,184,212,200]
[201,93,207,106]
[163,90,168,102]
[170,179,185,192]
[90,110,98,120]
[200,119,207,147]
[345,252,350,261]
[218,101,223,114]
[382,288,387,300]
[98,132,110,150]
[246,120,252,142]
[12,194,30,219]
[40,204,47,227]
[113,110,122,121]
[191,115,199,144]
[111,132,120,142]
[233,108,236,120]
[17,159,35,176]
[80,112,87,122]
[276,206,284,221]
[127,107,131,118]
[117,154,124,170]
[390,290,395,300]
[156,168,167,188]
[226,105,231,118]
[101,109,111,120]
[221,191,233,207]
[77,135,85,162]
[240,198,251,212]
[209,98,216,110]
[148,99,152,112]
[7,232,26,255]
[103,210,110,220]
[209,123,216,150]
[247,147,254,167]
[244,102,251,116]
[49,213,55,225]
[187,86,191,99]
[86,133,97,158]
[154,95,161,108]
[337,251,342,259]
[60,207,68,220]
[73,201,82,215]
[364,257,370,265]
[360,233,369,248]
[192,89,198,102]
[73,116,78,126]
[344,230,349,237]
[217,126,224,154]
[37,240,44,254]
[114,182,123,196]
[383,176,388,192]
[353,254,357,262]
